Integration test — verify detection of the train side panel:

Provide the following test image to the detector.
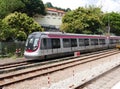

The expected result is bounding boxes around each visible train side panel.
[24,32,120,60]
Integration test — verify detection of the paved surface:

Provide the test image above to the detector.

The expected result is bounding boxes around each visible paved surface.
[112,81,120,89]
[78,66,120,89]
[0,57,25,65]
[41,53,120,89]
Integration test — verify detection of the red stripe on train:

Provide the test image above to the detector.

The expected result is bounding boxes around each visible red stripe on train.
[48,34,106,39]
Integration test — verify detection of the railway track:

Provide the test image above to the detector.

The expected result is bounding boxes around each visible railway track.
[0,49,119,88]
[0,60,40,74]
[0,49,116,74]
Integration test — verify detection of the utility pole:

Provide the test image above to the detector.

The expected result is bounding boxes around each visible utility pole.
[108,15,110,36]
[106,15,110,47]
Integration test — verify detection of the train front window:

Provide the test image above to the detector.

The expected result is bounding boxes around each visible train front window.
[25,37,39,51]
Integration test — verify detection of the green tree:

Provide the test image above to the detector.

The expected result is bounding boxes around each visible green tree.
[0,19,13,41]
[20,0,46,16]
[103,12,120,36]
[65,8,71,12]
[0,0,24,18]
[3,12,43,41]
[61,6,104,34]
[45,2,53,8]
[0,0,46,18]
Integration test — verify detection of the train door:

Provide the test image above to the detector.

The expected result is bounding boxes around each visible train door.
[84,38,90,49]
[78,39,85,50]
[71,38,78,51]
[90,39,99,49]
[51,38,61,54]
[62,38,71,52]
[99,39,106,48]
[106,36,110,48]
[40,38,52,56]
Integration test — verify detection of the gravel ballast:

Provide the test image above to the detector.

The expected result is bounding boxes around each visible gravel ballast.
[3,53,120,89]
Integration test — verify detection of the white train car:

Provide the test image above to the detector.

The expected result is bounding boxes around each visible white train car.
[24,32,120,60]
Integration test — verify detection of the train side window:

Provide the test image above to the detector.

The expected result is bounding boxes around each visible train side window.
[99,39,105,45]
[91,39,98,45]
[84,39,89,46]
[79,39,84,46]
[116,39,118,43]
[63,39,71,48]
[91,39,94,45]
[71,39,77,47]
[116,39,119,44]
[47,38,52,49]
[110,39,114,44]
[51,38,60,48]
[95,39,98,45]
[113,39,117,44]
[41,38,47,49]
[41,38,52,49]
[118,40,120,44]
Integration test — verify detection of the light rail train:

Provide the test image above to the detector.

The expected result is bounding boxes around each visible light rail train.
[24,32,120,59]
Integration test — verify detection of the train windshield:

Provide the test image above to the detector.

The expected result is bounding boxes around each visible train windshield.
[25,37,40,52]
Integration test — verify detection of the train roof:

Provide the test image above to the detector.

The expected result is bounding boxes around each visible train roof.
[30,31,106,36]
[28,31,120,39]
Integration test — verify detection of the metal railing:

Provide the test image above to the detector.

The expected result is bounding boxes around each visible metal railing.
[0,41,25,57]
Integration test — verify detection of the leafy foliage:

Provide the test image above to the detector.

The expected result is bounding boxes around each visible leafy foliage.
[0,0,46,18]
[3,12,43,41]
[45,2,53,8]
[61,6,104,34]
[103,12,120,36]
[0,0,24,18]
[20,0,46,16]
[0,19,12,41]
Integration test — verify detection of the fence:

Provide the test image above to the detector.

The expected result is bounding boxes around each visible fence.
[0,41,25,57]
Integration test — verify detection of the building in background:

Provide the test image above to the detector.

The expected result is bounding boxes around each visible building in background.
[34,8,65,31]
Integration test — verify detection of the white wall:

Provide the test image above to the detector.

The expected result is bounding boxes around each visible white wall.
[34,15,62,28]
